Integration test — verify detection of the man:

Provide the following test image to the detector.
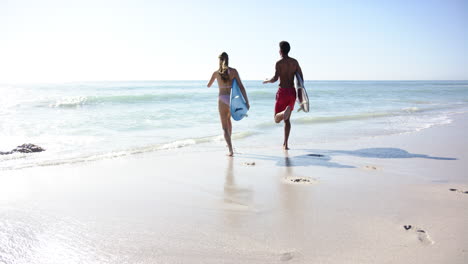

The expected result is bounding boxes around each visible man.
[263,41,303,150]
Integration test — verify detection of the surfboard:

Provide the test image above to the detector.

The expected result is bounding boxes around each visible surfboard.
[295,72,309,113]
[230,78,249,121]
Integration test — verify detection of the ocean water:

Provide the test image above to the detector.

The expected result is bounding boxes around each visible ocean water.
[1,80,468,170]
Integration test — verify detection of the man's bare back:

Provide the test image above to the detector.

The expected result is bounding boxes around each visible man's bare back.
[276,57,302,89]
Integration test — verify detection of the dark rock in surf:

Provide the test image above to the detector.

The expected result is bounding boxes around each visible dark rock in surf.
[0,144,45,155]
[12,144,45,153]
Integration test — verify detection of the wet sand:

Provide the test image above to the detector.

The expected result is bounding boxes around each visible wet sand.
[1,114,467,264]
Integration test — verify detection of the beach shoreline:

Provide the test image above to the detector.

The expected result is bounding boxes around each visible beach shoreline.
[1,112,467,263]
[2,80,466,171]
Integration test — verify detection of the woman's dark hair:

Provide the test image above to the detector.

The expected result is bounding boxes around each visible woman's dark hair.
[279,41,290,56]
[218,52,229,82]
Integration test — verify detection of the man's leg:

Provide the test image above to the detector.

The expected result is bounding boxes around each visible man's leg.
[274,95,293,149]
[275,105,292,123]
[283,110,291,150]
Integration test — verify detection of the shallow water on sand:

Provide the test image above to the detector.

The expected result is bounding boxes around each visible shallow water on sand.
[1,80,467,170]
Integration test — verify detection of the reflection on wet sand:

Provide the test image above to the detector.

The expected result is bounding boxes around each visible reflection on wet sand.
[223,158,253,226]
[279,152,311,243]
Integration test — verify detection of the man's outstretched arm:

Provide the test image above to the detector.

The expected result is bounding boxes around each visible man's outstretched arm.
[263,63,280,84]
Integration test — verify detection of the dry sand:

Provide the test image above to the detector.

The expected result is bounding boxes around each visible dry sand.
[1,114,467,264]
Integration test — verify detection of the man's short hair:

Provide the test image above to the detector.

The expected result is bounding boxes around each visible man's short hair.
[279,41,290,55]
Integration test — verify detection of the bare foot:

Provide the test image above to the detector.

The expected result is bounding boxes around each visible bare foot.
[274,106,292,123]
[283,145,289,150]
[274,113,282,123]
[227,151,234,157]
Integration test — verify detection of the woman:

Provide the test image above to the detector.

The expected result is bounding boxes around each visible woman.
[207,52,250,156]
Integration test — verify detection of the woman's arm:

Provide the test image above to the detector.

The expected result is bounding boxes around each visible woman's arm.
[207,71,217,87]
[233,69,250,109]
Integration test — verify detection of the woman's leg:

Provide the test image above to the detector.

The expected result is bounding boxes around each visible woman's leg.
[228,114,232,136]
[219,102,234,156]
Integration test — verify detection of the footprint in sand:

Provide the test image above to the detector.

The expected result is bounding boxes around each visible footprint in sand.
[280,252,293,261]
[279,251,301,262]
[403,225,434,245]
[244,162,256,166]
[449,188,468,194]
[284,176,318,185]
[363,165,379,170]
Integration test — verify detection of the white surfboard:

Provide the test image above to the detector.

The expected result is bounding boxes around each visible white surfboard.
[295,72,309,113]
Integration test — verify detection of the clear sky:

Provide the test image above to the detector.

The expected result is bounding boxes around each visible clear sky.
[1,0,467,82]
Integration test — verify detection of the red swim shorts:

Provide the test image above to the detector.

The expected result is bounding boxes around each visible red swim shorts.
[275,88,296,114]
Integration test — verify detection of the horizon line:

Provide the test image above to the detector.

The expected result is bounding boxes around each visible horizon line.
[2,79,468,85]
